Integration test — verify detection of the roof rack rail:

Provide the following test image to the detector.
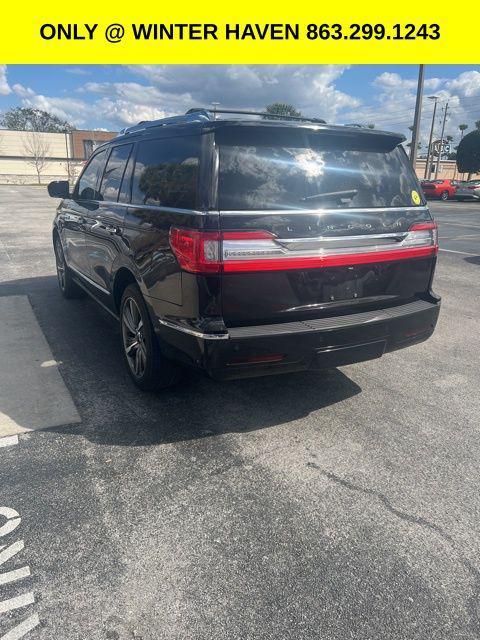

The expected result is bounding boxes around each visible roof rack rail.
[343,123,374,129]
[117,107,326,137]
[187,107,326,124]
[118,109,212,136]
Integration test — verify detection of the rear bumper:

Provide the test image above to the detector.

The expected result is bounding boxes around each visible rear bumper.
[154,298,440,381]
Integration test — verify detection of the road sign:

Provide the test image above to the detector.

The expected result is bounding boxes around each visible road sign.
[432,139,450,156]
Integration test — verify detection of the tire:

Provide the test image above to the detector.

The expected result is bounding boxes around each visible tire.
[120,284,182,391]
[441,190,449,201]
[53,235,85,299]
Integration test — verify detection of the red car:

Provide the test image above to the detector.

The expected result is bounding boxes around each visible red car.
[421,179,457,201]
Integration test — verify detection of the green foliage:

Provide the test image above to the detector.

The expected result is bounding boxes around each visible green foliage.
[0,107,74,133]
[263,103,302,120]
[456,129,480,175]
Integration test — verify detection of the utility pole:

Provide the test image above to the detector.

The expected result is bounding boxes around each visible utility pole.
[424,96,439,179]
[211,102,220,120]
[410,64,425,168]
[435,102,449,179]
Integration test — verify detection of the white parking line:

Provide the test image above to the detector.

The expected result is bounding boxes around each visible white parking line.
[0,593,35,615]
[439,234,480,241]
[0,436,18,448]
[0,540,24,567]
[439,248,477,256]
[0,566,31,587]
[0,508,21,537]
[0,614,40,640]
[439,221,480,229]
[0,507,39,640]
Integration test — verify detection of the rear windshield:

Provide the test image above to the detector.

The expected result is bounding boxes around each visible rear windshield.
[216,127,424,211]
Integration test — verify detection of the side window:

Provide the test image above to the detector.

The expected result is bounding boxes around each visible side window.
[118,147,136,204]
[99,144,133,202]
[76,150,107,201]
[131,136,200,209]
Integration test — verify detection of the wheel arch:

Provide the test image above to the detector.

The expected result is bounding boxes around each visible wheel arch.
[112,267,139,313]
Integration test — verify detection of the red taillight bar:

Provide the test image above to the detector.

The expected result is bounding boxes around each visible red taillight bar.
[169,222,438,274]
[221,246,436,272]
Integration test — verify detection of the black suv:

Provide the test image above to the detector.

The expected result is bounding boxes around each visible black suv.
[48,109,440,391]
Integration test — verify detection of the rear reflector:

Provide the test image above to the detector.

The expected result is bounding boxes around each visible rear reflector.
[169,221,438,274]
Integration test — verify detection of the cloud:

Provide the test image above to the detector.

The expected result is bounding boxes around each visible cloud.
[446,71,480,97]
[4,65,480,150]
[12,83,35,98]
[65,67,91,76]
[125,64,359,121]
[0,65,11,95]
[15,89,93,127]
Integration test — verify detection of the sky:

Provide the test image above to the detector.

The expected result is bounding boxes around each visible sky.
[1,64,480,149]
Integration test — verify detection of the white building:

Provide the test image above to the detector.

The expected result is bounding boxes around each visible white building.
[0,129,116,184]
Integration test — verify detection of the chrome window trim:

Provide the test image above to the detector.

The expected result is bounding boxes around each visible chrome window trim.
[78,199,208,216]
[218,206,430,216]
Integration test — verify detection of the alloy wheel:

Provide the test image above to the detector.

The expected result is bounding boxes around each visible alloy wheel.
[55,239,66,291]
[122,297,147,378]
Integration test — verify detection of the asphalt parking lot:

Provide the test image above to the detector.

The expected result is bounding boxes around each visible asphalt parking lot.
[1,186,480,640]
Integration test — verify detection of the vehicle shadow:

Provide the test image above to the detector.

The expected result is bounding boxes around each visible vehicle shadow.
[0,275,362,446]
[464,256,480,266]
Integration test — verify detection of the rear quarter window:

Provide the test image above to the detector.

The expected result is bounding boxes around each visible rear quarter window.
[131,136,200,209]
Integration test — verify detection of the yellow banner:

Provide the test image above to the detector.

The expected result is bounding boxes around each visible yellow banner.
[0,0,476,63]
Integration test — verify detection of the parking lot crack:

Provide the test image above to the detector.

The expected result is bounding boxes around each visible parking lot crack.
[306,461,480,634]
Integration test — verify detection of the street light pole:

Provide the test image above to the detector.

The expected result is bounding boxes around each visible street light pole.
[211,102,220,120]
[435,101,449,180]
[424,96,439,179]
[410,64,425,167]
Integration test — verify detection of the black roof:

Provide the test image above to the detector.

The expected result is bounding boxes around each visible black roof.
[101,108,406,149]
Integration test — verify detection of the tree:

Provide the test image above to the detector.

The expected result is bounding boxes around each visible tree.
[1,107,74,133]
[264,102,302,120]
[367,123,375,129]
[23,132,51,184]
[456,129,480,180]
[459,124,468,138]
[476,120,480,131]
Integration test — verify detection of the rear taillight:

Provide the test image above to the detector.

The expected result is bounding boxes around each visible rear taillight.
[407,221,438,254]
[169,222,438,274]
[168,228,221,273]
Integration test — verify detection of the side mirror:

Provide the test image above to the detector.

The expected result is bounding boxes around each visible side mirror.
[48,180,70,199]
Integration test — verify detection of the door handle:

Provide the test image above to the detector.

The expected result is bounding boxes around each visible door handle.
[92,218,120,235]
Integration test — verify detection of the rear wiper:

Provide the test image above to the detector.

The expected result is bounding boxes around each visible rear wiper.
[301,189,358,202]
